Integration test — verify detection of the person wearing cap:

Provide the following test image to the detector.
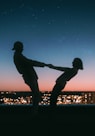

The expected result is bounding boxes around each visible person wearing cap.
[12,41,47,115]
[48,58,83,108]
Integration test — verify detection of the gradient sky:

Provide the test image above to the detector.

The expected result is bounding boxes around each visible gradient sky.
[0,0,95,92]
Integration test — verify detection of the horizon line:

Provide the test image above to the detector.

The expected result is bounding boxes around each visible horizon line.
[0,90,95,92]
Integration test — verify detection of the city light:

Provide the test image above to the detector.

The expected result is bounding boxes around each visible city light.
[0,91,95,105]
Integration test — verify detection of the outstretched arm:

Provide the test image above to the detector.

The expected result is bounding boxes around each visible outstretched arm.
[31,60,48,67]
[46,64,69,71]
[21,55,47,67]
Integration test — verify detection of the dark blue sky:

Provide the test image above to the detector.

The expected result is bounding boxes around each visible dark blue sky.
[0,0,95,91]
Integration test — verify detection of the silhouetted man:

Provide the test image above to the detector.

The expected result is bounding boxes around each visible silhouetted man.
[12,41,47,115]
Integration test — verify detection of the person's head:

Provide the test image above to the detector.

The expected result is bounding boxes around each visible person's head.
[12,41,23,52]
[72,58,83,70]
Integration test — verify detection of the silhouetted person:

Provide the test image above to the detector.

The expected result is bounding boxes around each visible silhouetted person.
[12,41,47,115]
[48,58,83,107]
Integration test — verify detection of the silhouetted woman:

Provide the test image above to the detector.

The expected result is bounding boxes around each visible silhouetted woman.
[48,58,83,107]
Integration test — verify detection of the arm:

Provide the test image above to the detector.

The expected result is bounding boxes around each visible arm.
[31,60,47,67]
[20,54,46,67]
[47,64,69,71]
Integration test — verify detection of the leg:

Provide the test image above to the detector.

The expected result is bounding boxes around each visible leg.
[50,84,61,107]
[29,80,41,114]
[22,75,41,114]
[50,82,66,107]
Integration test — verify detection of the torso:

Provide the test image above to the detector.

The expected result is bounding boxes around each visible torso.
[56,68,78,84]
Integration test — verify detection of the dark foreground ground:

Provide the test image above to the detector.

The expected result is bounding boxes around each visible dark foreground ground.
[0,104,95,122]
[0,104,95,135]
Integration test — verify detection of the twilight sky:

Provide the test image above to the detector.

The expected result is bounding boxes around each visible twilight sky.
[0,0,95,92]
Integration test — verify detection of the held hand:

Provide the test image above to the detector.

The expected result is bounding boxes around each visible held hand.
[45,64,54,68]
[41,63,50,67]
